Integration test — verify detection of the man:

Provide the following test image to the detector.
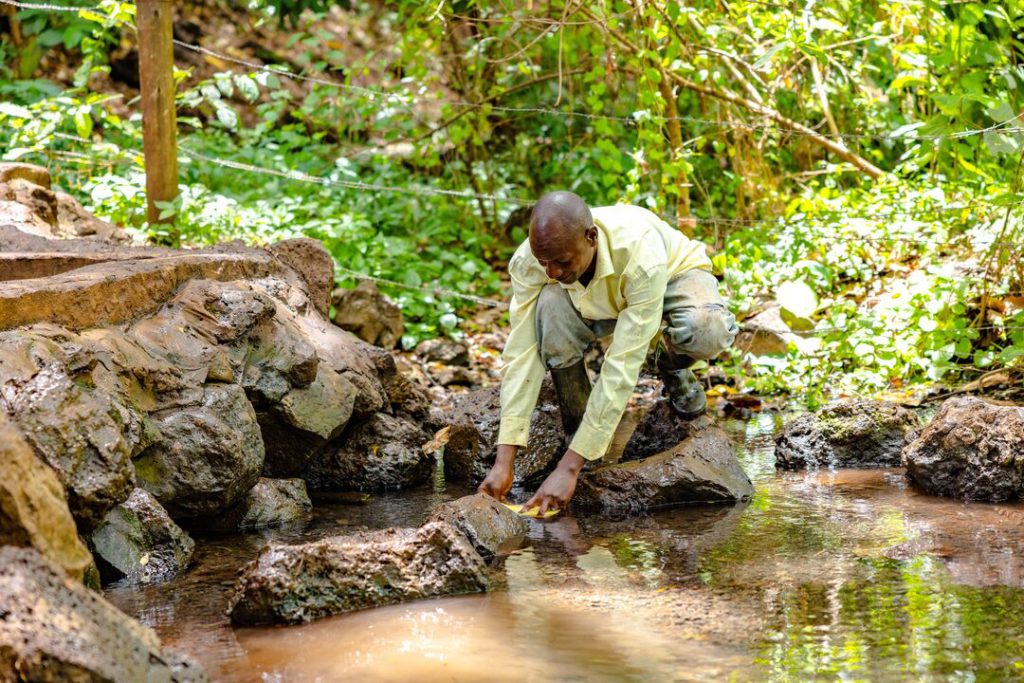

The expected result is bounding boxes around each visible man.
[477,191,738,514]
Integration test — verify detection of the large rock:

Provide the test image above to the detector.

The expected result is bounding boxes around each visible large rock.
[228,521,489,625]
[425,493,528,560]
[90,488,195,586]
[54,190,130,242]
[0,162,51,187]
[134,383,265,519]
[0,412,96,584]
[365,344,430,418]
[331,280,404,349]
[307,412,433,492]
[0,546,207,682]
[268,238,334,318]
[201,478,312,533]
[440,382,565,486]
[903,397,1024,502]
[574,424,754,514]
[2,330,137,530]
[774,400,921,469]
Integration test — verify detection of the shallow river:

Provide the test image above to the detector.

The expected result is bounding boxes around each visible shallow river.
[105,413,1024,682]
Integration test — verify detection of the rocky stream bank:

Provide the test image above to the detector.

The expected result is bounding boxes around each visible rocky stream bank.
[2,162,1023,680]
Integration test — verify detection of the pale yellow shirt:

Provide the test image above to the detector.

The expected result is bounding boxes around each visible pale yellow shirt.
[497,204,713,460]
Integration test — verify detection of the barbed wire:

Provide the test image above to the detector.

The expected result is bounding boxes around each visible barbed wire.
[336,267,508,309]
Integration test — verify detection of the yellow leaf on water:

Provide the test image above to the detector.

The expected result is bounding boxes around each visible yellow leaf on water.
[502,503,560,519]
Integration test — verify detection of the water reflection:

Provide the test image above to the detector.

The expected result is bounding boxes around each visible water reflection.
[105,411,1024,682]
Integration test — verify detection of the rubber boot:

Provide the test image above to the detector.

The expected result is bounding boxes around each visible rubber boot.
[550,359,592,437]
[656,346,706,419]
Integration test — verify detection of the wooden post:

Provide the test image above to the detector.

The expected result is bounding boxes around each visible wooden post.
[137,0,178,237]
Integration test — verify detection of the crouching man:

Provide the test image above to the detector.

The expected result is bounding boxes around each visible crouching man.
[478,191,738,514]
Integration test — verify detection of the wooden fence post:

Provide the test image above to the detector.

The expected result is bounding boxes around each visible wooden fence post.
[136,0,178,240]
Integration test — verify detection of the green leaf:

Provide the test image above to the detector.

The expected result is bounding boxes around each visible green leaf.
[74,109,93,138]
[215,105,238,129]
[0,103,33,119]
[234,74,260,102]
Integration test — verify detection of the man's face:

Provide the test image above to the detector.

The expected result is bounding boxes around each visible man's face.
[529,226,597,285]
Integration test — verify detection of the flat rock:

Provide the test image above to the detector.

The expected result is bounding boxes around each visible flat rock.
[0,251,289,331]
[307,412,434,492]
[91,488,195,586]
[0,546,207,682]
[775,400,921,469]
[134,384,265,519]
[201,478,312,533]
[228,521,488,625]
[331,280,404,349]
[425,493,528,560]
[903,396,1024,501]
[574,424,753,514]
[0,412,96,584]
[440,382,565,486]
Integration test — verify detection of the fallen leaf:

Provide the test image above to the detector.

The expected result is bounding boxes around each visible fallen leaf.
[422,425,451,455]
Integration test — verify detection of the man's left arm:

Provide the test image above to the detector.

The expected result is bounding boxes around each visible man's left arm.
[524,260,669,514]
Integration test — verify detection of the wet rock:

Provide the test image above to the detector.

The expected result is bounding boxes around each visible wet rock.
[903,397,1024,502]
[307,412,433,492]
[260,365,356,478]
[620,401,715,462]
[90,488,194,586]
[416,338,470,366]
[0,162,51,188]
[425,493,528,560]
[134,383,265,519]
[441,382,565,486]
[774,400,921,469]
[241,302,319,403]
[331,280,404,349]
[228,521,488,625]
[294,314,388,416]
[202,478,312,533]
[2,332,136,530]
[0,546,208,682]
[0,412,96,583]
[574,425,753,514]
[269,238,334,318]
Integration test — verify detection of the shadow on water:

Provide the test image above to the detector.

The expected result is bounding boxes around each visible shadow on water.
[105,412,1024,682]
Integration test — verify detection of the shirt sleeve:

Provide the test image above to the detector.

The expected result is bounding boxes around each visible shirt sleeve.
[569,258,669,460]
[497,255,548,447]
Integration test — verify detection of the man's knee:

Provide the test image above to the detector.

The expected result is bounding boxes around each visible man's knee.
[664,304,738,361]
[536,284,592,369]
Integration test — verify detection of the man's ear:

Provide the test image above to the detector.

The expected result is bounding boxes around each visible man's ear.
[585,225,598,244]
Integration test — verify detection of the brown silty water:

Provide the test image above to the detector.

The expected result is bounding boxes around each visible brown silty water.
[105,412,1024,682]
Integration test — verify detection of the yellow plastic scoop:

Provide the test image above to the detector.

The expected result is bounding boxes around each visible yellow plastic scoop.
[503,503,560,519]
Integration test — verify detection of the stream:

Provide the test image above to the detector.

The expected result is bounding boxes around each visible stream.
[105,412,1024,682]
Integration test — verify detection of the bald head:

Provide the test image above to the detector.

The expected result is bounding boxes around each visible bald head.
[529,191,598,285]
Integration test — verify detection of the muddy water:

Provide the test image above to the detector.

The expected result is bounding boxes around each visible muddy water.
[105,413,1024,681]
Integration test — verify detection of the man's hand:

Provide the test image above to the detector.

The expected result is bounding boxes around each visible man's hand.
[524,449,586,517]
[477,444,517,501]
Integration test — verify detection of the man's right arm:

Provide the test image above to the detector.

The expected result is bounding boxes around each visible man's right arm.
[477,254,547,500]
